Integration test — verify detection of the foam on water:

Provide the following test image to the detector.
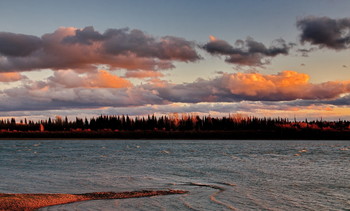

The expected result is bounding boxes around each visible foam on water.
[0,140,349,210]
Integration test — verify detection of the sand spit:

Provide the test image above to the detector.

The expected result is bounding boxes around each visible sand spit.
[0,190,188,211]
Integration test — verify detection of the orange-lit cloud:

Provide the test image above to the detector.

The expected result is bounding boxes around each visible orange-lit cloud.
[0,72,27,82]
[222,70,350,100]
[223,70,310,97]
[155,71,350,102]
[209,35,217,41]
[86,70,132,88]
[49,70,132,88]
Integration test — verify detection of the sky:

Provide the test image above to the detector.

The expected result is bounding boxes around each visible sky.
[1,0,350,120]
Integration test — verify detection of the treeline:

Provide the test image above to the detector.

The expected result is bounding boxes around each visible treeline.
[1,114,350,132]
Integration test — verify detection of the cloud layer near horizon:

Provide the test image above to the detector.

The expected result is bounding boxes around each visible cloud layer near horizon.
[1,70,350,112]
[154,71,350,102]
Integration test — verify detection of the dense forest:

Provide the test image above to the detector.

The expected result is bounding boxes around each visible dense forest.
[0,114,349,132]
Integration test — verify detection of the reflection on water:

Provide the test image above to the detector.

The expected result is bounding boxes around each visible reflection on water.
[0,140,349,210]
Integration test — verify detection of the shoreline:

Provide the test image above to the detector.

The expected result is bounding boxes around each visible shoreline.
[0,190,188,211]
[0,130,350,140]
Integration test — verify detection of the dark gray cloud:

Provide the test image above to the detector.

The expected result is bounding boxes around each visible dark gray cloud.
[63,26,200,62]
[62,26,105,45]
[63,26,200,61]
[0,26,200,72]
[297,16,350,50]
[104,30,200,61]
[279,93,350,108]
[315,94,350,106]
[202,37,290,66]
[297,47,317,57]
[0,32,42,57]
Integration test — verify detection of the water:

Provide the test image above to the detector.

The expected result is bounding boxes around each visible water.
[0,140,349,210]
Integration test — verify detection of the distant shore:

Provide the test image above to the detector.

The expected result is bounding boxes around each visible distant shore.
[0,190,188,211]
[0,129,350,140]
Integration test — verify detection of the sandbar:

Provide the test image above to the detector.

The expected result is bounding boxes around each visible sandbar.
[0,190,188,211]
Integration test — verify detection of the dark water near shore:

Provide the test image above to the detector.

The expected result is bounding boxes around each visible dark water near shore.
[0,139,349,210]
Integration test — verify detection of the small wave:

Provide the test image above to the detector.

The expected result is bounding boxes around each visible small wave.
[186,182,225,191]
[210,193,238,211]
[160,150,170,154]
[179,195,200,211]
[185,182,238,211]
[217,182,237,187]
[113,200,120,209]
[245,192,282,211]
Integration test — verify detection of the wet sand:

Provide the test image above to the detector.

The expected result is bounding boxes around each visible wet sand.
[0,190,188,211]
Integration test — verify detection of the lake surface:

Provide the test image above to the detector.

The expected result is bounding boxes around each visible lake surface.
[0,139,349,210]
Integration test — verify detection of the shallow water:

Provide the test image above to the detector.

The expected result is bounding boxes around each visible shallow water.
[0,140,349,210]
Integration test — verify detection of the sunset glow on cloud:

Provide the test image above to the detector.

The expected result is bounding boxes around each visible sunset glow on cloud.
[1,0,350,120]
[0,72,27,82]
[0,27,200,72]
[49,70,132,88]
[153,71,350,103]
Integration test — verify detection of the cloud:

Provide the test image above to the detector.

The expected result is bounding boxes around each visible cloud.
[48,70,132,88]
[64,27,200,62]
[297,16,350,50]
[297,47,316,57]
[310,94,350,106]
[0,26,200,72]
[0,72,27,82]
[202,36,290,66]
[0,70,350,116]
[124,70,164,78]
[61,26,105,45]
[155,71,350,102]
[0,68,159,111]
[3,101,349,122]
[1,70,350,112]
[0,85,164,112]
[0,32,42,57]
